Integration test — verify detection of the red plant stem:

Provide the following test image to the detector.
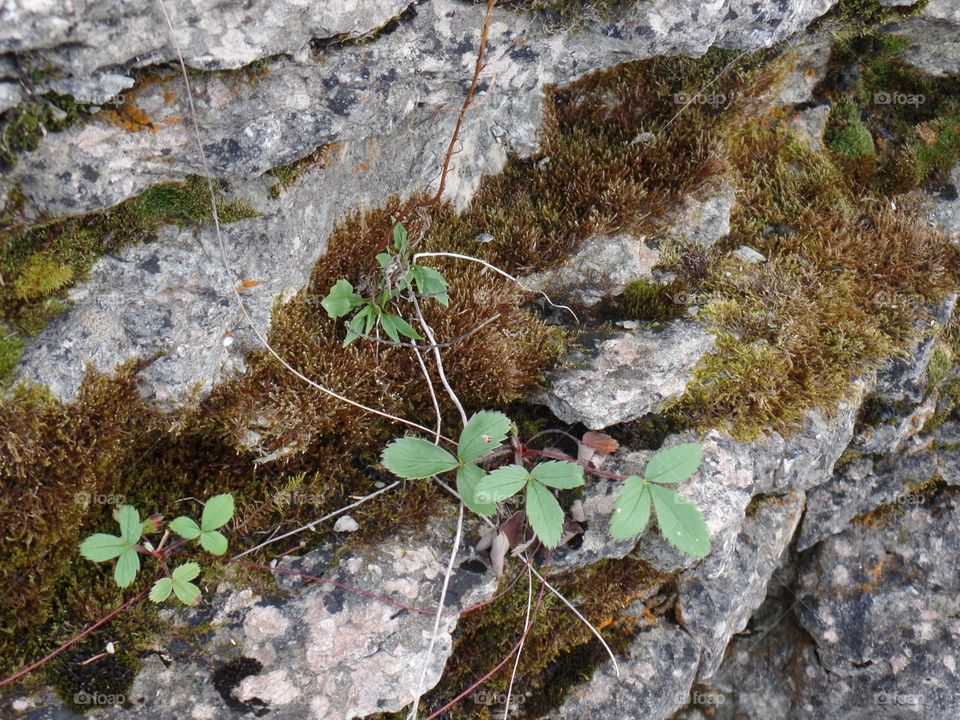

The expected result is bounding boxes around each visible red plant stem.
[0,584,152,689]
[522,448,628,482]
[424,578,546,720]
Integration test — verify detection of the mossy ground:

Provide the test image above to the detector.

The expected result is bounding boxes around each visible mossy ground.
[2,16,959,716]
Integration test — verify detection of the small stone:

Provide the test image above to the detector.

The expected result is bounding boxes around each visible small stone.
[732,246,766,264]
[474,232,494,243]
[222,335,234,348]
[333,515,359,533]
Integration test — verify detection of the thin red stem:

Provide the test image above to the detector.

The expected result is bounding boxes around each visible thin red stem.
[0,584,153,689]
[423,578,546,720]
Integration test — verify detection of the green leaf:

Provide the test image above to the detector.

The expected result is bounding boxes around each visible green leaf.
[79,533,127,562]
[530,460,584,490]
[457,411,511,464]
[172,578,201,605]
[525,480,565,549]
[114,548,140,588]
[644,443,703,484]
[172,561,201,582]
[457,463,496,516]
[201,494,234,532]
[648,484,711,558]
[322,279,364,319]
[411,266,450,306]
[199,530,228,556]
[393,221,409,254]
[381,437,459,479]
[380,313,423,343]
[169,516,201,540]
[116,506,142,545]
[609,476,651,540]
[343,306,370,346]
[376,252,393,268]
[150,578,173,603]
[475,464,528,505]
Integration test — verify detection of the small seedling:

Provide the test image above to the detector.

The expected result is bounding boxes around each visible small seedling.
[321,220,450,346]
[78,494,235,605]
[608,443,710,557]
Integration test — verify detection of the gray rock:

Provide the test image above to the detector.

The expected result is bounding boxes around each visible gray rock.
[926,165,960,242]
[0,80,22,113]
[883,16,960,76]
[791,490,960,720]
[665,181,737,248]
[551,619,701,720]
[879,0,920,6]
[333,515,360,533]
[788,103,831,152]
[0,0,411,78]
[541,322,716,430]
[731,245,765,264]
[678,492,804,678]
[43,73,136,105]
[797,451,937,550]
[774,34,833,107]
[16,514,497,720]
[925,0,960,23]
[6,0,835,219]
[522,233,660,308]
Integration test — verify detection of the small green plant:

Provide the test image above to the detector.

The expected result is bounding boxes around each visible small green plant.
[381,411,710,557]
[78,494,234,605]
[608,443,709,556]
[321,221,449,345]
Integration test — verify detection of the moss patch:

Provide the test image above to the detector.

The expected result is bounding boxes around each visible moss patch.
[269,143,337,197]
[0,176,257,337]
[669,119,958,438]
[410,558,673,719]
[0,94,93,171]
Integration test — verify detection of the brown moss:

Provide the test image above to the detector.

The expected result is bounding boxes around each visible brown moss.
[412,557,674,719]
[667,119,960,439]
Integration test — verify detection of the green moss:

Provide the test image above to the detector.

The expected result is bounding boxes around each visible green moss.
[0,325,24,386]
[613,278,686,321]
[269,143,335,197]
[13,254,74,300]
[820,0,928,31]
[819,30,960,193]
[663,112,959,439]
[0,94,93,171]
[826,99,876,158]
